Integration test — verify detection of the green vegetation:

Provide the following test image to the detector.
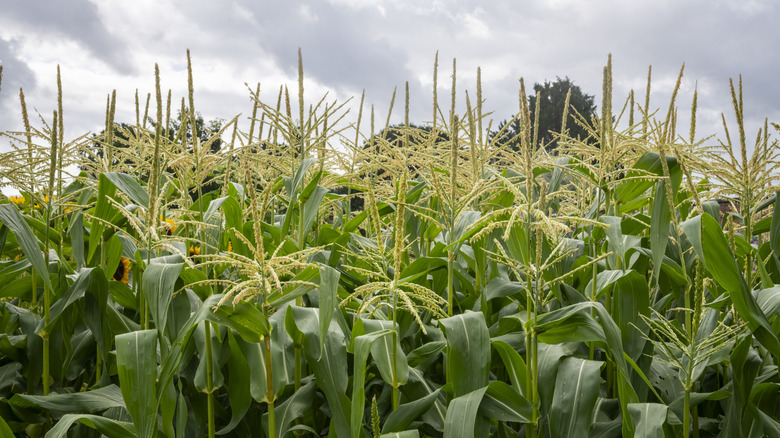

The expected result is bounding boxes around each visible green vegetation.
[1,51,779,438]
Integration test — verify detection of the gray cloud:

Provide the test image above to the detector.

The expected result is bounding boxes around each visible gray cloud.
[1,0,779,153]
[0,0,133,75]
[0,37,36,131]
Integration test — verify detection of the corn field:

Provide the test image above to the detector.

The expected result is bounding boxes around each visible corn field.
[0,51,779,437]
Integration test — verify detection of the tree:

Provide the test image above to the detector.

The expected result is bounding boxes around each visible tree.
[495,77,597,152]
[81,112,224,198]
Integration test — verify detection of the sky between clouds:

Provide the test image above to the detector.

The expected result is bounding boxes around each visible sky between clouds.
[1,0,779,154]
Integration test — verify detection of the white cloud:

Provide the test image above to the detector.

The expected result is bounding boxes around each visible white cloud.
[1,0,778,159]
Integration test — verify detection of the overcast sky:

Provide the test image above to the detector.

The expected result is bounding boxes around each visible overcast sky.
[1,0,779,156]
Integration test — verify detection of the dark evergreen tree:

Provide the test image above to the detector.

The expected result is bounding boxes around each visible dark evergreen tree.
[494,77,597,153]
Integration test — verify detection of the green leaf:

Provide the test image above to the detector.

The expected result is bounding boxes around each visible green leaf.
[204,196,228,223]
[142,259,184,341]
[88,174,118,263]
[771,191,780,271]
[0,204,52,291]
[628,403,667,438]
[44,414,136,438]
[351,329,394,437]
[532,302,638,435]
[439,312,490,397]
[269,380,316,438]
[479,381,532,423]
[681,213,780,357]
[650,180,671,284]
[116,330,158,438]
[382,389,442,433]
[379,431,420,438]
[291,306,351,437]
[443,386,488,438]
[491,340,527,396]
[14,385,125,417]
[302,185,329,236]
[0,415,13,438]
[353,319,408,389]
[45,267,104,332]
[216,331,251,435]
[157,295,270,409]
[614,151,680,205]
[69,211,84,269]
[318,264,340,359]
[104,172,150,208]
[550,357,603,437]
[611,270,650,362]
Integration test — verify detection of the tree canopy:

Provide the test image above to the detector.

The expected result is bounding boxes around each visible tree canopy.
[495,77,597,152]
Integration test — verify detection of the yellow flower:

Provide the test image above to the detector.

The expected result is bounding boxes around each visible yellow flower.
[189,245,200,256]
[113,257,131,284]
[9,196,24,205]
[227,239,233,252]
[161,216,177,235]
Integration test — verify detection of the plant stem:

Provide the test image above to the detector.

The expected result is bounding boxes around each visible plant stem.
[205,321,215,438]
[447,251,454,317]
[265,328,276,438]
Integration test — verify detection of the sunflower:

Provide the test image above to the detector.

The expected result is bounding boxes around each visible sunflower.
[161,215,177,235]
[113,257,131,284]
[9,196,24,205]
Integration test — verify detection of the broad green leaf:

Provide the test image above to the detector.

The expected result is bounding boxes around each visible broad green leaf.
[44,414,136,438]
[407,367,447,431]
[302,185,329,236]
[0,415,12,438]
[650,180,671,284]
[491,340,527,396]
[215,331,251,435]
[484,278,524,302]
[22,214,62,246]
[291,306,351,437]
[479,381,532,423]
[88,174,118,263]
[681,213,780,357]
[104,172,149,208]
[439,312,490,397]
[318,263,340,358]
[628,403,667,438]
[443,387,489,438]
[612,270,650,362]
[268,380,316,438]
[0,204,52,291]
[614,151,680,205]
[721,335,762,437]
[235,335,267,403]
[45,267,106,333]
[14,385,125,416]
[104,234,123,281]
[142,258,184,340]
[157,295,270,406]
[351,329,394,437]
[116,330,157,438]
[550,357,603,437]
[379,431,420,438]
[382,389,442,433]
[353,319,408,389]
[203,196,228,223]
[532,302,638,435]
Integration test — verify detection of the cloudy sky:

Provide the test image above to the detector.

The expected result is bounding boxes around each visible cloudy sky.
[1,0,779,155]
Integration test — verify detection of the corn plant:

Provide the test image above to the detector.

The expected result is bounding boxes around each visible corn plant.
[1,50,780,438]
